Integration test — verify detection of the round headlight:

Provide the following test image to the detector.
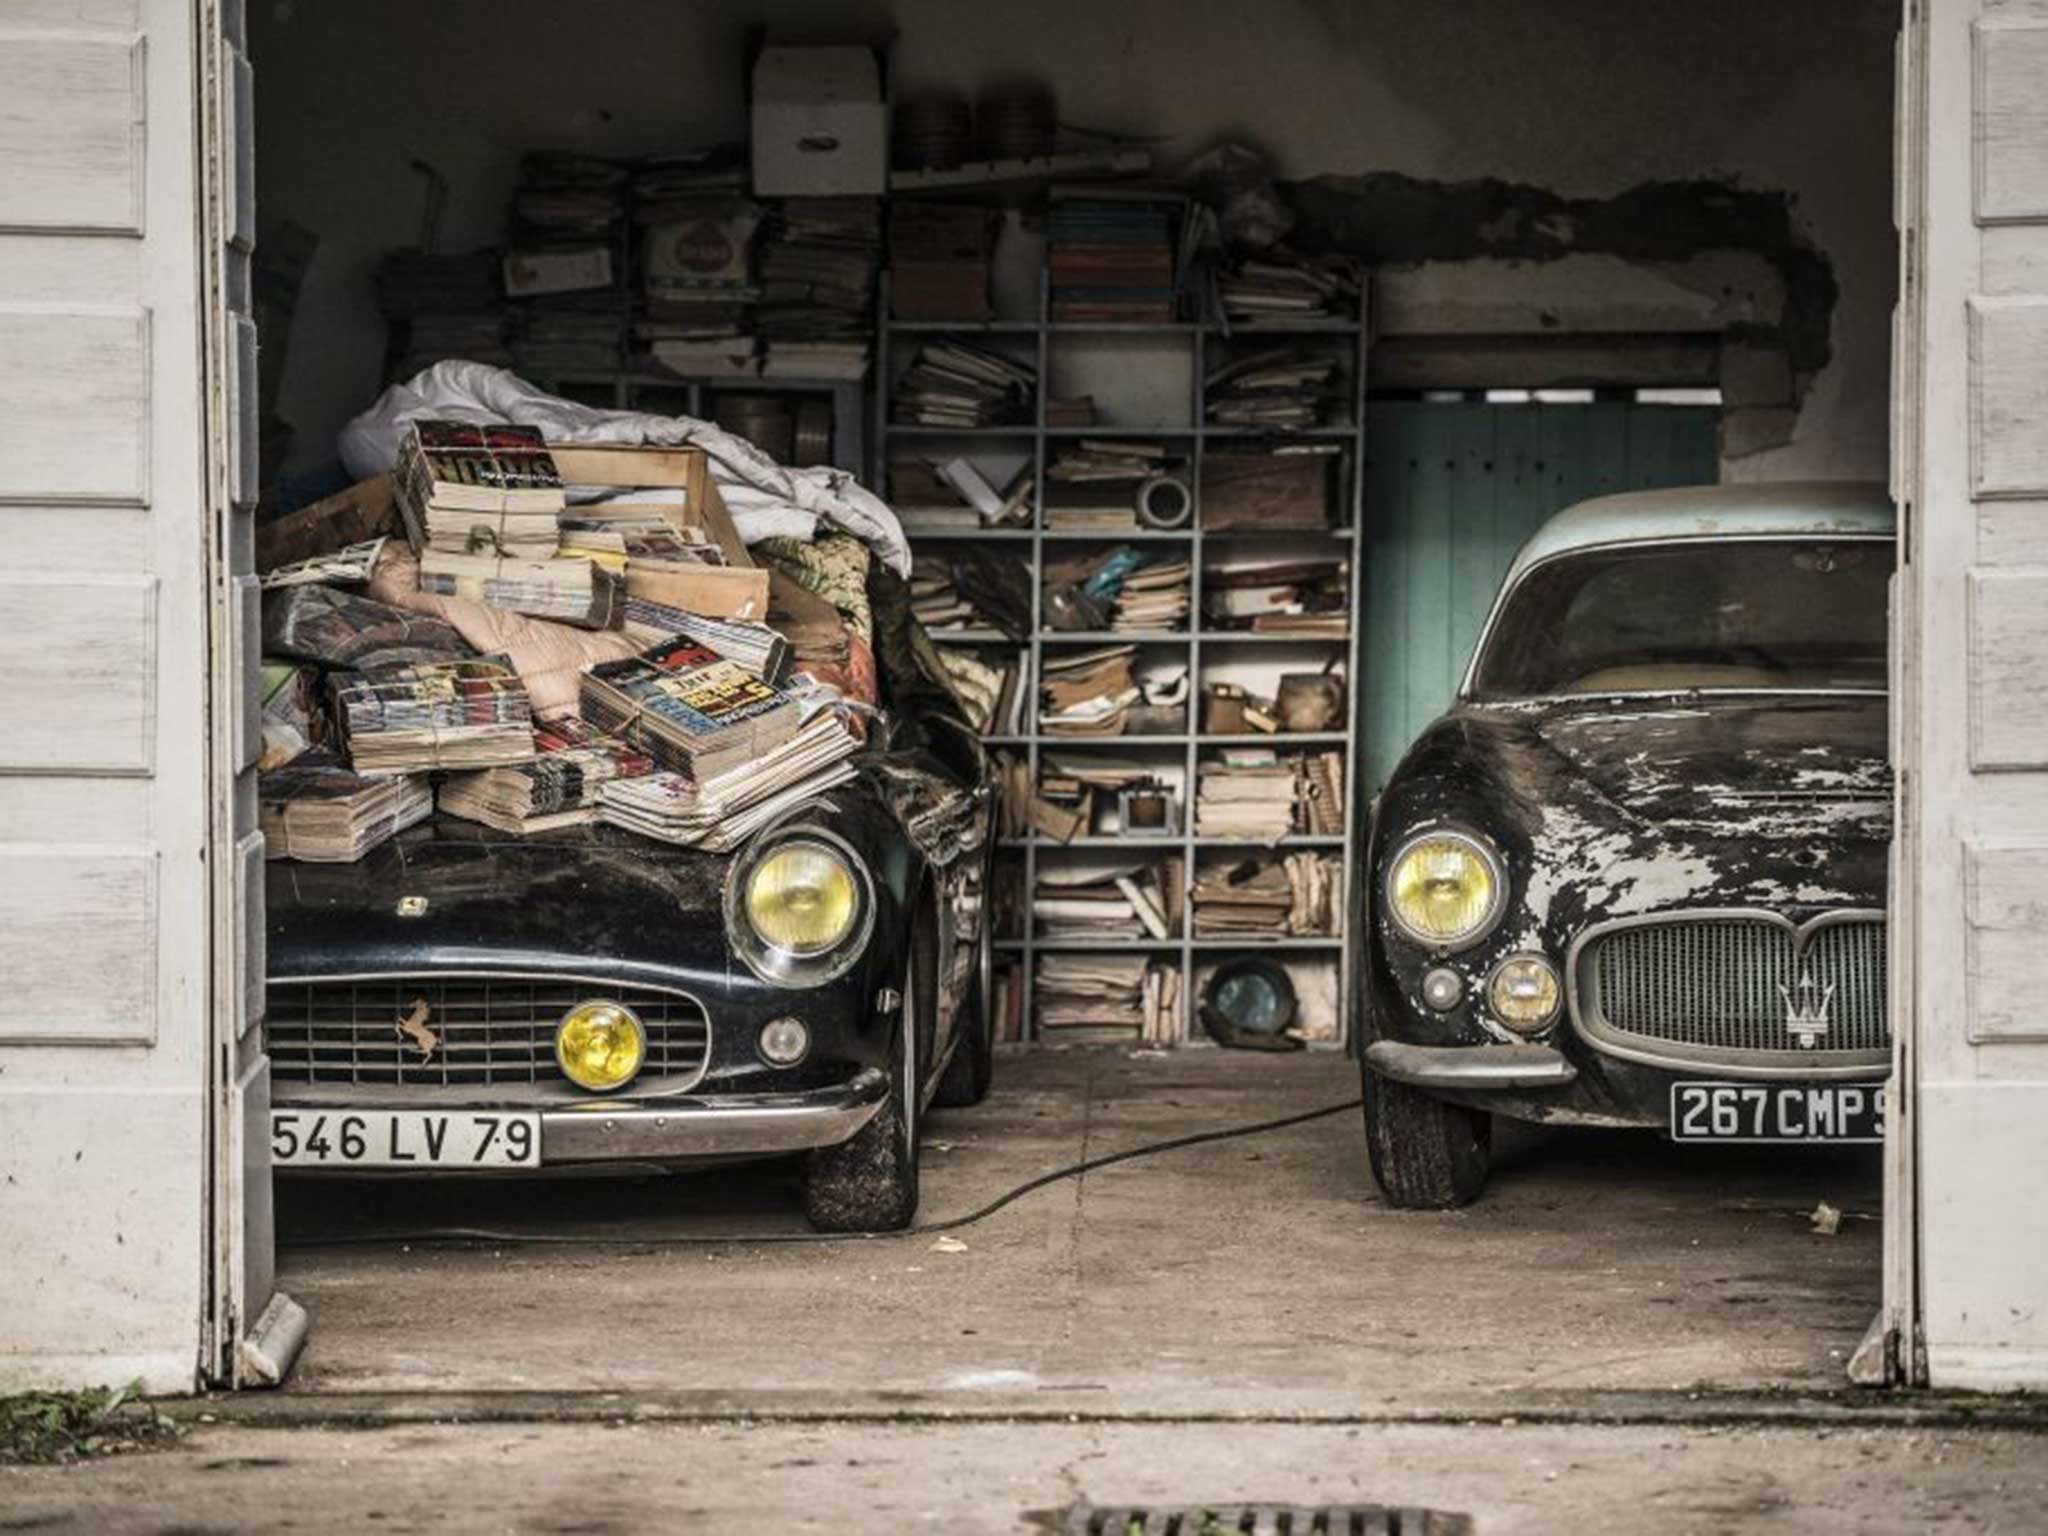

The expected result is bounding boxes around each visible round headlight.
[1385,830,1507,950]
[747,841,860,956]
[555,1000,645,1092]
[1488,953,1561,1034]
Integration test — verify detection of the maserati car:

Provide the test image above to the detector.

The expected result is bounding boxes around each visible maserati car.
[1359,482,1895,1207]
[263,703,994,1233]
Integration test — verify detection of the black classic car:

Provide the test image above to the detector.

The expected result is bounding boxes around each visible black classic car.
[1360,483,1895,1207]
[264,695,994,1233]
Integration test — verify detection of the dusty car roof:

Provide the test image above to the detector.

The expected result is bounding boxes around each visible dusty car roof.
[1502,481,1895,590]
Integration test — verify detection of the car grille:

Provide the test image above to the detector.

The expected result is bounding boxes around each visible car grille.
[1572,912,1887,1073]
[264,975,710,1089]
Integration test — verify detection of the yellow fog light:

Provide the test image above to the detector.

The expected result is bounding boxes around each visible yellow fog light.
[746,841,859,956]
[1387,830,1506,950]
[555,1000,645,1092]
[1488,953,1562,1034]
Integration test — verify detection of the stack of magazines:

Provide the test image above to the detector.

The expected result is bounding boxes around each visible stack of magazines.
[416,549,623,629]
[599,714,860,853]
[333,657,538,774]
[438,718,652,835]
[579,639,803,782]
[259,751,433,863]
[619,600,792,682]
[396,420,565,558]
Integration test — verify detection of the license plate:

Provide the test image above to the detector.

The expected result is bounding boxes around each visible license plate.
[1670,1081,1885,1144]
[271,1109,541,1168]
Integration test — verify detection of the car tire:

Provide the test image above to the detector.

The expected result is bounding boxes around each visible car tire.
[932,917,993,1109]
[1360,1064,1492,1209]
[802,969,921,1234]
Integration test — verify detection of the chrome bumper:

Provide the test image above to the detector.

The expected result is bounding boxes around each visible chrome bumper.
[276,1069,890,1164]
[1365,1041,1579,1090]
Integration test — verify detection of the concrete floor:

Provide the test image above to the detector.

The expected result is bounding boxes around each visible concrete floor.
[272,1049,1885,1409]
[17,1049,2010,1534]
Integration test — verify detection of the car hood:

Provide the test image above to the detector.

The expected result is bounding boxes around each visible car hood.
[1391,693,1891,932]
[266,819,743,986]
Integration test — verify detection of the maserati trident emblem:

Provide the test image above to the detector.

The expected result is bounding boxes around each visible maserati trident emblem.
[1778,972,1836,1049]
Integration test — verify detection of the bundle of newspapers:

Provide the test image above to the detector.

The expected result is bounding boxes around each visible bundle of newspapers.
[259,750,433,862]
[599,713,860,853]
[437,717,653,835]
[333,656,537,774]
[619,598,792,683]
[395,420,565,558]
[416,548,624,629]
[578,639,808,782]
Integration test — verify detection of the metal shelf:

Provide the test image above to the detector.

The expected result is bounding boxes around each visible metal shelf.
[876,267,1371,1054]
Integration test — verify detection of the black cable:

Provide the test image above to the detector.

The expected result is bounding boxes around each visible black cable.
[280,1096,1363,1250]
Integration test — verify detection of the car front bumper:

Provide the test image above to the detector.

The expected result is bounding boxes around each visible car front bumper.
[274,1068,890,1169]
[1364,1040,1579,1090]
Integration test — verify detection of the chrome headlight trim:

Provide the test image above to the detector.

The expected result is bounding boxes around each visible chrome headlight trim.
[723,825,876,989]
[1381,825,1510,954]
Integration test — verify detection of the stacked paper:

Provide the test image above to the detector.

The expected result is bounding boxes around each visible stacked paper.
[598,714,861,854]
[579,639,802,782]
[1194,752,1301,840]
[438,718,653,835]
[260,751,432,863]
[333,658,537,775]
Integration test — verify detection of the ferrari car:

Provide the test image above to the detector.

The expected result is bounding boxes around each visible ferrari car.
[263,701,994,1233]
[1360,483,1894,1207]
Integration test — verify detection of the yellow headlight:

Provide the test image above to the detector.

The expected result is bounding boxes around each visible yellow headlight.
[746,841,859,956]
[1489,953,1561,1033]
[555,1001,644,1092]
[1388,832,1504,948]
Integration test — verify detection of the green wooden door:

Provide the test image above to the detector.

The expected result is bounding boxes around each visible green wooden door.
[1362,401,1718,790]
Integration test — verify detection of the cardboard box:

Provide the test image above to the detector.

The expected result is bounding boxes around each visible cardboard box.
[546,444,770,621]
[752,45,887,196]
[256,474,403,574]
[502,245,613,297]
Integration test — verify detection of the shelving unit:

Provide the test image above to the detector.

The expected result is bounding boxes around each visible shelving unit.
[876,271,1370,1050]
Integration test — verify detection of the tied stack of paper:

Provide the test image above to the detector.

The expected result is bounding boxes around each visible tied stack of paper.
[396,420,566,558]
[1034,954,1178,1045]
[259,750,432,863]
[1194,751,1302,840]
[333,657,538,775]
[598,713,861,853]
[415,550,622,629]
[437,717,653,835]
[579,639,803,782]
[1039,644,1139,737]
[1192,852,1343,938]
[619,600,792,682]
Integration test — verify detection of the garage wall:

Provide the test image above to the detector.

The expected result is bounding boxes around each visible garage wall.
[249,0,1896,485]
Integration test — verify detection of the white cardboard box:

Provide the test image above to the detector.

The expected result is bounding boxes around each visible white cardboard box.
[752,45,887,196]
[502,246,613,297]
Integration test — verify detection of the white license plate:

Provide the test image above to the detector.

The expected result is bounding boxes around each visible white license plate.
[1669,1082,1885,1144]
[271,1109,541,1168]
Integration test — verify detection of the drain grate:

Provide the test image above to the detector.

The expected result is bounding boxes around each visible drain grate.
[1061,1506,1472,1536]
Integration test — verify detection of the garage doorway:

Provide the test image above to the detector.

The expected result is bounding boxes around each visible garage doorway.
[1362,399,1720,789]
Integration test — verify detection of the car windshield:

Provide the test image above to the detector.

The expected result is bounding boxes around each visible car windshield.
[1469,537,1893,700]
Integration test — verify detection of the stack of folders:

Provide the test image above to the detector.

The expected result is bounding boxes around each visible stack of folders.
[1035,954,1179,1045]
[395,420,565,557]
[891,340,1036,428]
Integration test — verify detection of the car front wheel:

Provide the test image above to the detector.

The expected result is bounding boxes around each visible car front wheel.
[802,969,921,1233]
[1360,1064,1492,1209]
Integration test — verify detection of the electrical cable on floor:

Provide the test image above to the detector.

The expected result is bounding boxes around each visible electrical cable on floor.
[280,1096,1363,1250]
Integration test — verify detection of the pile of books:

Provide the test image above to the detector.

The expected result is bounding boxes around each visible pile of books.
[1191,852,1342,938]
[891,340,1035,428]
[933,645,1027,739]
[638,193,762,376]
[1042,545,1190,632]
[1202,556,1350,635]
[437,718,652,835]
[579,638,803,781]
[909,555,980,631]
[1194,751,1302,840]
[598,713,860,854]
[1033,859,1183,942]
[503,152,628,375]
[756,196,880,380]
[1039,644,1140,736]
[1112,556,1191,631]
[1300,749,1345,835]
[333,657,538,775]
[396,421,565,558]
[1035,953,1179,1045]
[259,751,433,864]
[1047,192,1181,324]
[1215,250,1359,322]
[1206,348,1342,430]
[1043,441,1175,532]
